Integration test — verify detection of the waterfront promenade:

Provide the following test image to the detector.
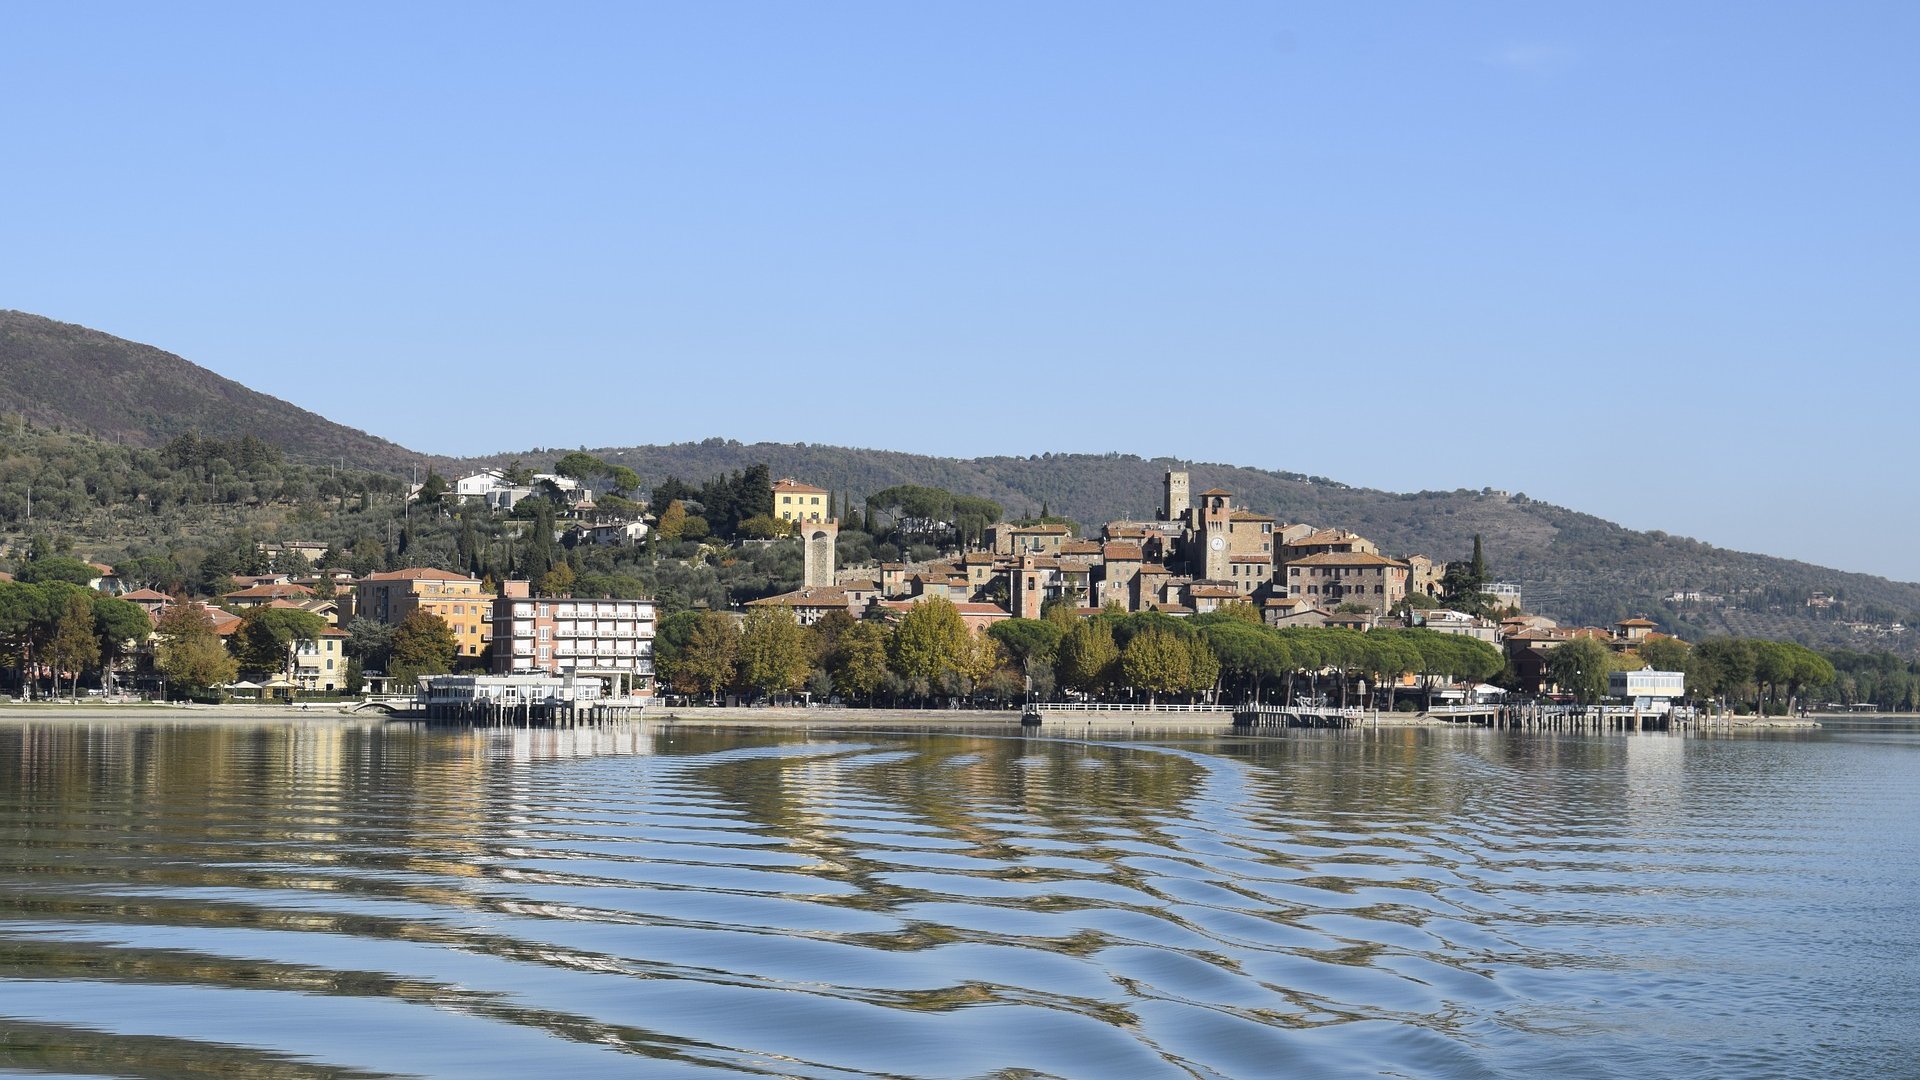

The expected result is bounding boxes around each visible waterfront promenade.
[0,700,1846,730]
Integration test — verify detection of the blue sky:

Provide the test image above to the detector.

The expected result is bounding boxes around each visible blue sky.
[3,3,1915,579]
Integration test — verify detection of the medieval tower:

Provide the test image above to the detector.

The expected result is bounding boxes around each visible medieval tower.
[803,520,839,588]
[1198,488,1232,581]
[1162,469,1190,522]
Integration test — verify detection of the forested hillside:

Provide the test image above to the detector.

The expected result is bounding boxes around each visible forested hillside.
[0,310,419,473]
[467,439,1920,653]
[1,302,1913,657]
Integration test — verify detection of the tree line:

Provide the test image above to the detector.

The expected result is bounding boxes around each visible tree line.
[650,599,1506,710]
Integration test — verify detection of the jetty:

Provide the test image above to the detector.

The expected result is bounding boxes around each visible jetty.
[409,674,651,727]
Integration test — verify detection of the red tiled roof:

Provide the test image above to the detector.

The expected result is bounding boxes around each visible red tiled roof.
[358,568,478,582]
[122,588,173,602]
[1285,529,1364,547]
[1102,542,1143,561]
[225,583,316,600]
[771,478,829,494]
[1286,552,1407,568]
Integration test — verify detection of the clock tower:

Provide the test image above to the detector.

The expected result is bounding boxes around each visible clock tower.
[1197,488,1232,580]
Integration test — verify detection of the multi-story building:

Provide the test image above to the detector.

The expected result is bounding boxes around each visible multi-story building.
[354,568,497,661]
[772,478,830,524]
[991,523,1073,556]
[1283,552,1410,615]
[223,582,317,608]
[292,627,350,691]
[488,581,656,696]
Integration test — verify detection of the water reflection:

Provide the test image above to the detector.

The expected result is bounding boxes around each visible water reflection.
[0,719,1913,1078]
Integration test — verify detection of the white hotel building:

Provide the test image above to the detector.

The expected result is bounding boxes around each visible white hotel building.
[489,580,656,697]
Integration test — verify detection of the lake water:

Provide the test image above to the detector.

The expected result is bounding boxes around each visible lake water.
[0,716,1914,1078]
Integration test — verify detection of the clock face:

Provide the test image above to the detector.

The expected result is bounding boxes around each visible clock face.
[1210,537,1225,551]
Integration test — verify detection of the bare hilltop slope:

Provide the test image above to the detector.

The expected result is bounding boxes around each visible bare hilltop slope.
[0,310,418,473]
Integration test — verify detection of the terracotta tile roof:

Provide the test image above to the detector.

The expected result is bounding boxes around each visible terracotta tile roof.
[1189,585,1241,598]
[1285,528,1365,547]
[1230,510,1273,521]
[748,584,875,607]
[1060,541,1103,556]
[1286,552,1407,568]
[320,627,350,638]
[122,588,173,602]
[874,599,1010,619]
[224,583,316,600]
[359,568,477,582]
[771,478,829,495]
[962,552,997,564]
[1197,487,1232,496]
[952,603,1013,616]
[1102,542,1143,561]
[1138,564,1171,575]
[1616,618,1657,627]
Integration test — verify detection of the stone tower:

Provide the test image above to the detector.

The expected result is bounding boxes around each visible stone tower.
[1163,470,1190,522]
[1010,554,1044,620]
[803,520,839,588]
[1199,488,1231,581]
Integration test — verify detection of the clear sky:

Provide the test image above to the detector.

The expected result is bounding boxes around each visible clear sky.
[3,4,1915,580]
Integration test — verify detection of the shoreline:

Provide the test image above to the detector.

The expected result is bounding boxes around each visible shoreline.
[0,701,1854,730]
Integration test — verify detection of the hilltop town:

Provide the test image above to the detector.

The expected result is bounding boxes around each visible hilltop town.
[8,455,1892,715]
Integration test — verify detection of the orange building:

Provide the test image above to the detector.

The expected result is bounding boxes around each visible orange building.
[353,568,496,661]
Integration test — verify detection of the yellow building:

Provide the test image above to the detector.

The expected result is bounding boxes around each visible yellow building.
[772,478,830,524]
[353,568,497,661]
[293,628,350,691]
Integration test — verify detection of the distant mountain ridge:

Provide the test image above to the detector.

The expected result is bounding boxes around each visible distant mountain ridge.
[0,310,419,473]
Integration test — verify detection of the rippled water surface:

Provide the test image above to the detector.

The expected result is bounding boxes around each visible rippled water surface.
[0,717,1914,1078]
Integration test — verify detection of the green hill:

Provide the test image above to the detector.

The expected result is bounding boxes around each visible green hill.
[0,310,420,474]
[465,439,1920,652]
[0,309,1912,655]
